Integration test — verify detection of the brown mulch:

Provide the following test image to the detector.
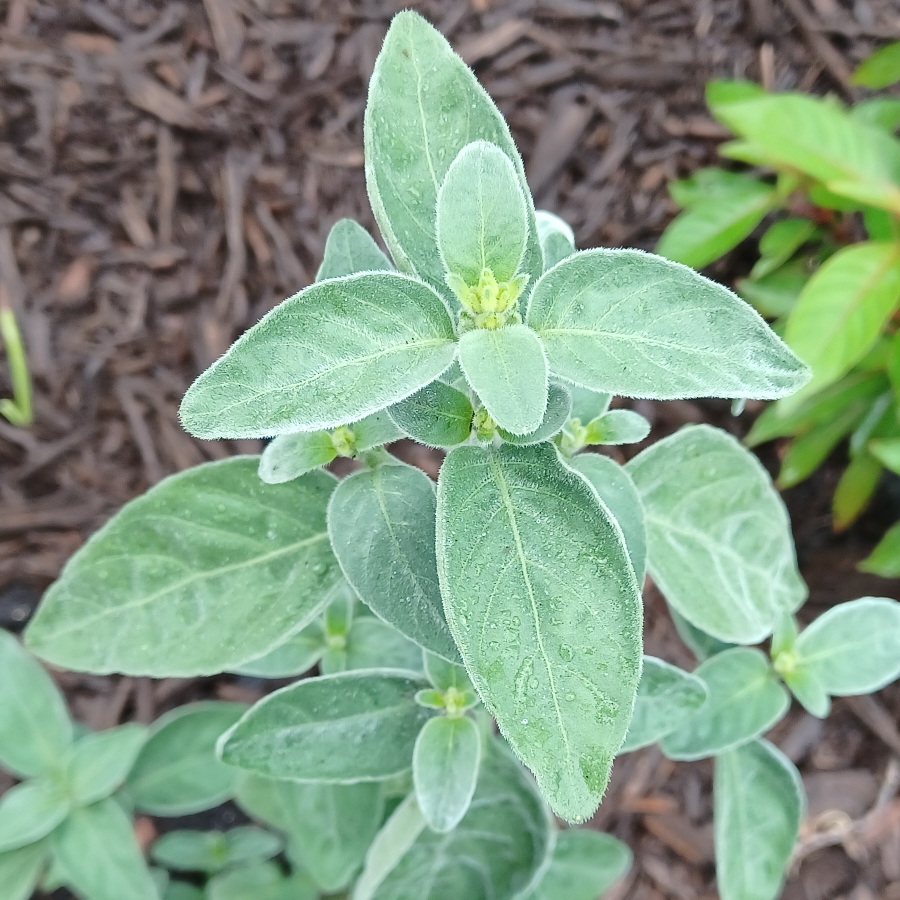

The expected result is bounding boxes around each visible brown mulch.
[2,0,900,898]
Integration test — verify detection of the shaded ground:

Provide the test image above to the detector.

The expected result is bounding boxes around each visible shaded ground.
[1,0,900,897]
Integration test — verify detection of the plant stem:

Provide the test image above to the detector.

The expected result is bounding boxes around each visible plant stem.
[0,304,33,426]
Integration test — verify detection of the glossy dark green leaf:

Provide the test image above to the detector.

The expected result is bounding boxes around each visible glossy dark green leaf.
[750,218,818,280]
[317,219,393,280]
[629,425,806,643]
[660,648,789,761]
[668,167,767,208]
[127,702,246,816]
[27,461,341,676]
[388,380,474,447]
[220,671,432,782]
[364,12,541,295]
[527,250,809,401]
[328,462,458,661]
[180,273,457,439]
[437,443,642,822]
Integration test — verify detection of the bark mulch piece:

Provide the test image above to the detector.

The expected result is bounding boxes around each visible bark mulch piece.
[2,1,900,898]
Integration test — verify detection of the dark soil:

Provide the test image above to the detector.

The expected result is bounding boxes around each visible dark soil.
[2,1,900,898]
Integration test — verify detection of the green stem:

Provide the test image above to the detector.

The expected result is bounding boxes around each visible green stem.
[0,306,33,426]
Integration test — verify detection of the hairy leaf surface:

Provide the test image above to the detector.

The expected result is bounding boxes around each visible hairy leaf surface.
[437,443,642,822]
[388,380,474,447]
[498,382,571,446]
[527,249,809,400]
[535,211,575,270]
[628,425,806,643]
[180,273,457,439]
[27,460,341,676]
[317,219,393,281]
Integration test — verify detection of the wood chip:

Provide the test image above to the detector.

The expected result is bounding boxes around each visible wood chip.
[456,19,530,65]
[202,0,244,65]
[122,71,205,129]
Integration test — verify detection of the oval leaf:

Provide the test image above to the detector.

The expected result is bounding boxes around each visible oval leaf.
[66,723,148,806]
[660,648,789,761]
[458,324,548,435]
[535,210,575,271]
[317,219,393,281]
[364,11,541,295]
[26,461,341,676]
[714,739,804,900]
[437,141,528,285]
[258,431,336,484]
[628,425,807,643]
[389,380,474,448]
[526,249,809,400]
[437,443,642,822]
[586,409,651,446]
[499,382,571,446]
[180,272,457,439]
[220,671,432,782]
[328,463,459,661]
[413,715,481,833]
[620,657,708,753]
[127,702,246,816]
[0,780,69,853]
[0,842,49,900]
[794,597,900,695]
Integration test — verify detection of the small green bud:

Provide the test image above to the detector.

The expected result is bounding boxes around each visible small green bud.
[772,650,797,678]
[446,268,529,330]
[330,425,357,458]
[472,407,496,442]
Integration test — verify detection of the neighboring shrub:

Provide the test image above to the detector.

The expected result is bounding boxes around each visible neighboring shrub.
[657,42,900,574]
[10,12,900,900]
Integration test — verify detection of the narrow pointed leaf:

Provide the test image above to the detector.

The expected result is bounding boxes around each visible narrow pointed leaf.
[535,210,575,270]
[180,272,457,439]
[26,460,341,676]
[585,409,651,446]
[783,242,900,408]
[859,521,900,577]
[498,382,571,445]
[127,702,246,815]
[0,629,72,779]
[524,830,631,900]
[620,657,708,753]
[328,463,459,661]
[0,780,69,853]
[0,842,49,900]
[364,11,541,294]
[527,249,809,400]
[413,715,481,833]
[437,443,642,822]
[220,671,433,782]
[66,723,148,806]
[389,380,474,447]
[424,653,473,693]
[794,597,900,695]
[52,799,158,900]
[258,432,336,484]
[317,219,393,280]
[853,41,900,89]
[567,453,647,584]
[367,739,553,900]
[459,325,548,435]
[782,668,830,718]
[628,425,807,643]
[714,740,804,900]
[568,386,611,423]
[660,648,789,760]
[437,141,528,284]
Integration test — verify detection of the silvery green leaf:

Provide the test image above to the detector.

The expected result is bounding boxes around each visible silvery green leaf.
[258,431,336,484]
[413,716,481,833]
[628,425,807,643]
[220,671,432,782]
[152,827,281,874]
[436,141,528,285]
[585,409,651,446]
[389,380,474,447]
[535,210,576,271]
[66,724,148,806]
[344,618,425,674]
[620,657,709,753]
[26,461,341,676]
[207,861,318,900]
[236,775,384,893]
[317,219,393,281]
[526,249,810,400]
[352,411,405,450]
[782,668,831,718]
[0,842,48,900]
[127,702,246,815]
[567,453,647,584]
[660,648,789,761]
[364,12,541,296]
[794,597,900,695]
[437,443,642,822]
[715,739,804,900]
[459,325,548,435]
[499,382,571,445]
[51,799,158,900]
[328,463,459,661]
[180,273,458,439]
[0,629,72,779]
[164,881,205,900]
[424,652,472,693]
[231,624,325,678]
[365,738,553,900]
[0,780,69,853]
[524,829,631,900]
[568,386,611,423]
[670,608,736,662]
